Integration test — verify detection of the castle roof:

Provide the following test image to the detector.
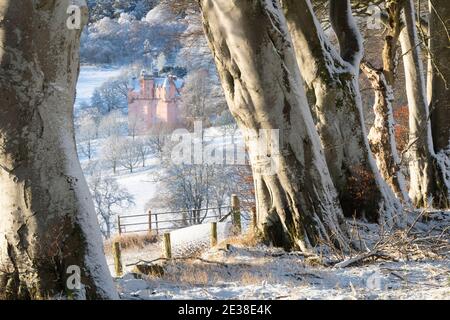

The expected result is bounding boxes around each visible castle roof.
[129,74,184,92]
[154,77,184,90]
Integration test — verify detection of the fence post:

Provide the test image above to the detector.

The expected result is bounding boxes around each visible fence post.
[163,232,172,259]
[211,222,218,247]
[113,242,123,277]
[148,210,152,233]
[251,206,257,233]
[231,194,241,234]
[117,216,122,235]
[155,213,159,235]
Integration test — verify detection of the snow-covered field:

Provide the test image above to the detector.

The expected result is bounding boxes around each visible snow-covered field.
[77,128,245,232]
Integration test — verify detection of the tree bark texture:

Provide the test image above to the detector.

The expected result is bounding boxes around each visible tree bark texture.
[0,1,117,299]
[400,0,449,208]
[198,0,350,251]
[280,0,402,223]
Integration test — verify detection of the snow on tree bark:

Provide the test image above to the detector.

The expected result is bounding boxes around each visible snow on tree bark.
[0,1,117,299]
[329,0,364,68]
[382,0,404,86]
[361,62,409,202]
[198,0,350,251]
[280,0,402,223]
[399,0,449,208]
[354,0,410,203]
[428,0,450,154]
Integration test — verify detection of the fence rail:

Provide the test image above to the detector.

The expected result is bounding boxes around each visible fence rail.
[117,203,236,235]
[112,195,248,276]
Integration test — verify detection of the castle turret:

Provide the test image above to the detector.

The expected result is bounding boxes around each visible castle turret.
[139,70,154,99]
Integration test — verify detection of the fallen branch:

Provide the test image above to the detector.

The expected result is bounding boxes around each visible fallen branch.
[126,256,250,268]
[333,250,379,268]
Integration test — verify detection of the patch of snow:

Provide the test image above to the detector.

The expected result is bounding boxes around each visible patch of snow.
[170,221,234,257]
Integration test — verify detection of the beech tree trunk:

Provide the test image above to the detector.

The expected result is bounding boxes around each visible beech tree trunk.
[361,62,409,201]
[400,0,449,208]
[0,1,117,299]
[382,0,405,86]
[428,0,450,154]
[198,0,350,251]
[280,0,402,223]
[358,0,409,203]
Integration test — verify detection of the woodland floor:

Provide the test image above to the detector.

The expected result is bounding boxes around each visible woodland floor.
[107,211,450,300]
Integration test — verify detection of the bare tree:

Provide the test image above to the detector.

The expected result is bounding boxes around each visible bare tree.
[216,109,239,140]
[91,78,129,114]
[128,112,146,141]
[99,110,124,138]
[0,1,116,299]
[210,164,255,219]
[180,69,216,130]
[89,175,135,239]
[101,135,123,174]
[77,112,98,160]
[119,140,140,173]
[156,163,214,225]
[147,123,170,157]
[135,136,154,167]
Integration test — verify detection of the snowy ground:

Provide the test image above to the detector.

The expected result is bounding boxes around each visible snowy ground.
[114,244,449,300]
[105,221,234,272]
[78,139,160,230]
[109,213,449,300]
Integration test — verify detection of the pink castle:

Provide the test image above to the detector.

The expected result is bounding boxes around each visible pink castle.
[128,70,184,134]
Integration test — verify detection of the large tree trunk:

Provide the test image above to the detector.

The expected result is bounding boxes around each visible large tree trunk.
[382,0,405,86]
[428,0,450,154]
[0,1,117,299]
[358,0,409,203]
[280,0,402,223]
[329,0,363,67]
[198,0,350,251]
[400,0,449,208]
[361,62,409,201]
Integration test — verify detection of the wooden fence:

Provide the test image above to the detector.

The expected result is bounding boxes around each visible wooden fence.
[112,195,250,276]
[117,195,242,235]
